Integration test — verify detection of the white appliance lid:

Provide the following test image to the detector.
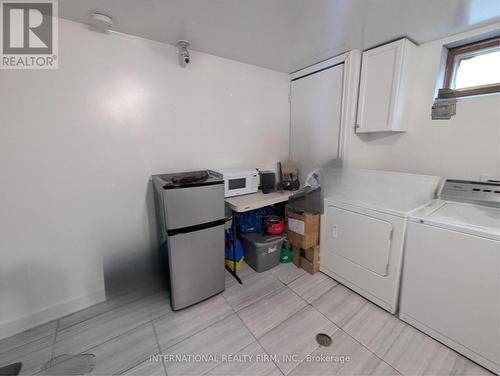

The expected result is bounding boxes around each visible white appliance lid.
[322,168,441,216]
[410,200,500,240]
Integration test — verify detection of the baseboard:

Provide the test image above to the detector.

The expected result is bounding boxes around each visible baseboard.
[0,288,106,340]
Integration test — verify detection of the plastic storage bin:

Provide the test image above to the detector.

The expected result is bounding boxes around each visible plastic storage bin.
[239,232,285,272]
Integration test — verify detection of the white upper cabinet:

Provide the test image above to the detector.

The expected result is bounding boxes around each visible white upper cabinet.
[356,38,416,133]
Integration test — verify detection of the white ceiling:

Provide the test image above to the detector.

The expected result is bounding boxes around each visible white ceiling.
[58,0,500,72]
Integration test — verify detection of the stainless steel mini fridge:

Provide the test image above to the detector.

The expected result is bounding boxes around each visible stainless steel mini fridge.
[153,170,225,310]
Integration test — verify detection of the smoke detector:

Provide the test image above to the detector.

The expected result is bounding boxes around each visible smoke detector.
[89,12,114,33]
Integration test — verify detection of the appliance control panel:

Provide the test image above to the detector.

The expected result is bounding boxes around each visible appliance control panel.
[439,179,500,206]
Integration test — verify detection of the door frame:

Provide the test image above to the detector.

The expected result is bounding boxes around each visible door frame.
[289,50,362,161]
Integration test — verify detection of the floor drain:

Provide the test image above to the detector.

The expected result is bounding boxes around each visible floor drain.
[316,333,332,347]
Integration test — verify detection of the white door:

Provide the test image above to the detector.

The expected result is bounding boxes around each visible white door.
[290,64,344,180]
[325,206,393,276]
[321,200,405,313]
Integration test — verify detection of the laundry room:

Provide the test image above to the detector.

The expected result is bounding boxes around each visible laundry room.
[0,1,499,376]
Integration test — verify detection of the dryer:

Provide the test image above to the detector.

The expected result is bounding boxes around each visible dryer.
[399,179,500,374]
[321,168,440,313]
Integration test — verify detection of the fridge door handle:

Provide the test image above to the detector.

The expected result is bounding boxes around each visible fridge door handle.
[167,218,226,237]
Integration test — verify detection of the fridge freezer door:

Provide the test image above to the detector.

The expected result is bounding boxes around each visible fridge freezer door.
[167,223,225,310]
[163,184,225,230]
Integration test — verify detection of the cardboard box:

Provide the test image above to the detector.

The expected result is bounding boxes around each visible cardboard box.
[286,208,320,249]
[300,256,319,274]
[292,245,320,274]
[302,245,320,264]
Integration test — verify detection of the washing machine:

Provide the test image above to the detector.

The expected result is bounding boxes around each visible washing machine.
[321,168,440,313]
[399,179,500,374]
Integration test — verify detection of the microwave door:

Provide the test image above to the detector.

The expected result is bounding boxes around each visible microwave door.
[226,177,249,197]
[229,177,247,191]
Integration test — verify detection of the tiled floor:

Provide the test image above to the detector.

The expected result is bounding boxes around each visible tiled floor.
[0,263,493,376]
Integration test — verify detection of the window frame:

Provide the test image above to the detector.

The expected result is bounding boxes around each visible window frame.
[438,36,500,99]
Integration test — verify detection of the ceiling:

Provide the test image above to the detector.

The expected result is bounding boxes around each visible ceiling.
[58,0,500,72]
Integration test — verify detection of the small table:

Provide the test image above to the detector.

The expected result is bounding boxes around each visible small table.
[225,190,294,284]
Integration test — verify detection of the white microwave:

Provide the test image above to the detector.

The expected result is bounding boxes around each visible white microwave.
[215,168,259,197]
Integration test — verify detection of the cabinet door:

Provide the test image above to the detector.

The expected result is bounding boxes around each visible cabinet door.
[356,40,404,133]
[325,205,393,276]
[290,64,344,178]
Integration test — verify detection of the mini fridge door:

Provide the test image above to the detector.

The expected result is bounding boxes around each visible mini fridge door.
[167,223,225,310]
[163,184,224,230]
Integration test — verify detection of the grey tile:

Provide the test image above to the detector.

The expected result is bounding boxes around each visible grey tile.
[58,288,164,331]
[288,272,338,303]
[121,357,166,376]
[379,324,493,376]
[225,263,260,288]
[161,313,254,376]
[154,294,233,351]
[147,293,174,322]
[207,341,282,376]
[0,321,57,355]
[446,355,494,376]
[39,354,96,375]
[421,347,482,376]
[289,329,382,376]
[335,348,386,376]
[311,284,368,327]
[45,324,157,376]
[0,334,54,375]
[380,324,439,375]
[234,262,257,279]
[225,271,238,289]
[342,301,406,358]
[88,324,158,376]
[223,273,283,311]
[370,360,401,376]
[54,293,170,355]
[259,305,338,375]
[270,263,305,285]
[238,287,307,338]
[409,334,492,376]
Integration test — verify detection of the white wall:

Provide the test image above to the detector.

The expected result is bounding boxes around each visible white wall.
[0,19,290,338]
[345,24,500,180]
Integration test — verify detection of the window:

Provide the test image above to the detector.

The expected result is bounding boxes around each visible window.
[439,36,500,99]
